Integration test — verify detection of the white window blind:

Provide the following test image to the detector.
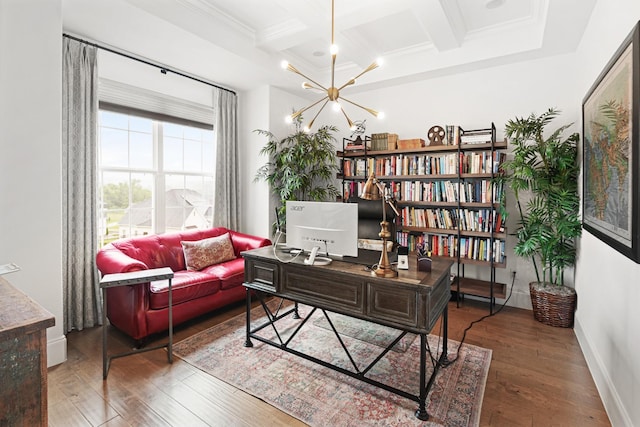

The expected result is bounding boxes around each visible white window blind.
[98,78,213,130]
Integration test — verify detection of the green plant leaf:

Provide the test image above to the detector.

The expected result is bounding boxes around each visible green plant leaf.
[503,108,581,285]
[254,114,340,233]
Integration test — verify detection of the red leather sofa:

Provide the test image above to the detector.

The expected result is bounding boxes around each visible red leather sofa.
[96,227,271,341]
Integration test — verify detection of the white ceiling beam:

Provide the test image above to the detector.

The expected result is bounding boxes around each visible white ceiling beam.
[415,0,466,52]
[254,0,328,51]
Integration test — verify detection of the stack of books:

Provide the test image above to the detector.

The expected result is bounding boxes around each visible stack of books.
[460,128,493,144]
[444,125,461,145]
[371,133,398,151]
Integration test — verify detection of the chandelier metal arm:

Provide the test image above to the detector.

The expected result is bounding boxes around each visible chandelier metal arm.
[292,96,330,120]
[339,106,354,129]
[330,0,336,92]
[337,78,356,92]
[306,99,330,130]
[285,63,328,92]
[340,96,380,117]
[302,82,325,92]
[337,60,380,91]
[353,60,380,82]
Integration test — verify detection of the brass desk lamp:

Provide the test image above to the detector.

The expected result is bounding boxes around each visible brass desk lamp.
[360,172,400,278]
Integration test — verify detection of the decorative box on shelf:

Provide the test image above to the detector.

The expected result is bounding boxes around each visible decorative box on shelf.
[397,138,425,149]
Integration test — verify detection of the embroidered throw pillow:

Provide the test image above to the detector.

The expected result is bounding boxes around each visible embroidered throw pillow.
[181,233,236,271]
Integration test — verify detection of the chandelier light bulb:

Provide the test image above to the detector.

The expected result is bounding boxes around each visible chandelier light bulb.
[280,60,289,69]
[332,101,342,112]
[330,44,339,56]
[376,57,384,67]
[377,111,385,120]
[285,115,293,124]
[303,126,311,133]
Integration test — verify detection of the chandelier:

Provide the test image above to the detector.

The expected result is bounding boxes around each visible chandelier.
[281,0,384,132]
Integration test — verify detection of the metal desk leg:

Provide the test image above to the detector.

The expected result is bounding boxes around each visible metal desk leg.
[244,288,253,347]
[167,277,173,363]
[292,301,300,319]
[416,333,429,421]
[102,287,108,379]
[443,304,448,358]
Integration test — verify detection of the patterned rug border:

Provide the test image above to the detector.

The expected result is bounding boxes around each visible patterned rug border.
[173,303,491,427]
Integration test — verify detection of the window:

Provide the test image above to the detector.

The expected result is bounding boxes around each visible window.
[98,110,215,246]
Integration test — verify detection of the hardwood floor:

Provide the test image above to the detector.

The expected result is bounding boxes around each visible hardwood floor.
[48,298,611,426]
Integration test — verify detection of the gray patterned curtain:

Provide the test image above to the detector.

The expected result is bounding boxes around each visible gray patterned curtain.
[213,88,240,230]
[62,37,102,332]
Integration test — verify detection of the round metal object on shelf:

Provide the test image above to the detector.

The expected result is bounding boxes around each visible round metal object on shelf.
[427,125,446,145]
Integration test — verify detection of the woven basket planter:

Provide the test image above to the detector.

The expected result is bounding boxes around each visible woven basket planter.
[529,282,577,328]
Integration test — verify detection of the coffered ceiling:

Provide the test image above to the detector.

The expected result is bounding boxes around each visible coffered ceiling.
[62,0,597,94]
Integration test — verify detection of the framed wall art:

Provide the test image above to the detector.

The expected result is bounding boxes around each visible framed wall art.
[582,20,640,263]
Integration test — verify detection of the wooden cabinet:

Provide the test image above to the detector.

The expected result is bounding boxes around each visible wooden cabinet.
[0,277,55,426]
[338,124,507,312]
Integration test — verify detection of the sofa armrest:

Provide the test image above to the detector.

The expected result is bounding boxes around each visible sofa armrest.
[96,244,151,340]
[229,231,272,256]
[96,244,148,275]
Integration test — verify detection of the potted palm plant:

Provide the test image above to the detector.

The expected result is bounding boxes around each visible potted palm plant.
[254,114,340,234]
[501,108,582,327]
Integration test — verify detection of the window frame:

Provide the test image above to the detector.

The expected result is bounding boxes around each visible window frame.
[97,109,215,246]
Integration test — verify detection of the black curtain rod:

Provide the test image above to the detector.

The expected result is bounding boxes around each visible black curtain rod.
[63,33,236,96]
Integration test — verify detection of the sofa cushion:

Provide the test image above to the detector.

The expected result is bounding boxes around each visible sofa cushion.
[201,257,246,290]
[181,233,236,271]
[149,270,221,309]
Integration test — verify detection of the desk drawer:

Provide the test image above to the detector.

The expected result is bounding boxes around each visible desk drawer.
[283,266,364,315]
[366,282,418,329]
[244,259,279,292]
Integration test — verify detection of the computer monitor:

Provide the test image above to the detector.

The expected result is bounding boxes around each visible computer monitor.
[285,201,358,257]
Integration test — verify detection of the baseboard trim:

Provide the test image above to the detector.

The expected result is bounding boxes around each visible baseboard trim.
[47,334,67,367]
[465,288,532,310]
[502,288,532,310]
[574,318,629,426]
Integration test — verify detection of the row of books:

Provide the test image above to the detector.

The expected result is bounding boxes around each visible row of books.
[395,232,506,263]
[386,179,503,204]
[392,180,459,203]
[460,151,506,175]
[400,206,505,234]
[342,181,367,200]
[343,180,503,206]
[370,153,459,176]
[362,152,505,177]
[342,158,370,177]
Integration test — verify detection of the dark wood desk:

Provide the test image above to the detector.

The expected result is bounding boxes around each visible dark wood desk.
[242,246,452,420]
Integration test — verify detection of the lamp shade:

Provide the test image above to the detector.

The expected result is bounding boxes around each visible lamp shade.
[360,173,382,201]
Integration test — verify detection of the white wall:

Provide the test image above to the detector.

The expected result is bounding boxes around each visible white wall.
[573,2,640,425]
[238,85,310,240]
[0,0,66,366]
[239,85,270,237]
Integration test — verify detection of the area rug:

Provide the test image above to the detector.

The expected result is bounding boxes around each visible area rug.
[173,303,491,427]
[312,311,417,353]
